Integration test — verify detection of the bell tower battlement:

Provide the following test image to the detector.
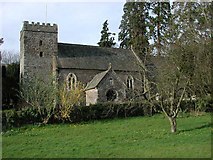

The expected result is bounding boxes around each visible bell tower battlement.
[20,21,58,82]
[21,21,58,33]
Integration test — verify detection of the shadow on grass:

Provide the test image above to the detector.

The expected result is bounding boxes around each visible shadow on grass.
[179,122,213,133]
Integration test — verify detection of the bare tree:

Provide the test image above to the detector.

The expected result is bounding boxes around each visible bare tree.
[156,52,190,133]
[19,76,57,124]
[131,47,157,115]
[1,50,19,64]
[132,45,191,133]
[155,2,212,133]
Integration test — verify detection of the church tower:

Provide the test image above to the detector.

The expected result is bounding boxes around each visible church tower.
[20,21,58,82]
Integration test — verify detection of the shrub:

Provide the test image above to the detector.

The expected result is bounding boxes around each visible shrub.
[2,108,43,131]
[56,82,84,122]
[180,100,196,112]
[195,95,213,112]
[19,76,57,124]
[67,101,154,123]
[2,101,155,131]
[17,107,42,124]
[2,109,18,130]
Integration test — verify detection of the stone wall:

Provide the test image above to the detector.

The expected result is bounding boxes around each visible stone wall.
[58,68,142,89]
[85,88,98,106]
[20,21,58,81]
[58,68,143,103]
[97,70,126,103]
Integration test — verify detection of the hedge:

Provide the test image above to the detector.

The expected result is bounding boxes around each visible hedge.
[1,102,154,131]
[1,108,41,131]
[2,99,212,131]
[68,101,154,123]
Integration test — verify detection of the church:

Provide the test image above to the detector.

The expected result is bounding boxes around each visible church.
[20,21,147,105]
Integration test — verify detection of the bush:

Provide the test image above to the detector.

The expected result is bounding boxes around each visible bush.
[178,96,213,113]
[195,96,213,112]
[65,101,154,123]
[2,109,18,130]
[19,76,57,124]
[17,107,42,124]
[1,101,158,131]
[3,97,211,131]
[56,82,84,122]
[180,100,196,112]
[2,108,43,131]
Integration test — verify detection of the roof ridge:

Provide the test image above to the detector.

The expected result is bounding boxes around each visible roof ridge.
[58,42,132,51]
[58,42,98,48]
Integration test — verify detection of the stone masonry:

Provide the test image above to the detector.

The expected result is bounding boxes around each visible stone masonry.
[20,21,58,81]
[20,21,145,105]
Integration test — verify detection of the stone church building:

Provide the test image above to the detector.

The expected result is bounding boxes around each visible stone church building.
[20,21,146,105]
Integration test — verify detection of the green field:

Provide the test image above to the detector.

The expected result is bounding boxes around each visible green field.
[2,113,212,158]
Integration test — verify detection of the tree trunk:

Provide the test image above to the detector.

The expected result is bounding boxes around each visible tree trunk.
[169,117,177,133]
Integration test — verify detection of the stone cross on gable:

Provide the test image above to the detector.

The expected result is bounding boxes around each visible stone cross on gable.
[108,63,112,70]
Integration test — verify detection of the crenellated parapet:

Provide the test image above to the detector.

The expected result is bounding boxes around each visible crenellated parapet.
[20,20,58,82]
[22,21,58,33]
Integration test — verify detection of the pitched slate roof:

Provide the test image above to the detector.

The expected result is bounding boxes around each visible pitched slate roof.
[85,64,126,91]
[85,69,109,90]
[57,43,142,72]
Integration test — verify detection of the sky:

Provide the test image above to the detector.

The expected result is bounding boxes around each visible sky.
[0,0,126,53]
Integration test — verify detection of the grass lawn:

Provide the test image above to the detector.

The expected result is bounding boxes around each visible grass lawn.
[1,113,212,158]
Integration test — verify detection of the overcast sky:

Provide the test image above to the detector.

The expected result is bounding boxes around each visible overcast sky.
[0,1,125,53]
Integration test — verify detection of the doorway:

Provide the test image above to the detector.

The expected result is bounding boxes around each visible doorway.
[106,89,117,101]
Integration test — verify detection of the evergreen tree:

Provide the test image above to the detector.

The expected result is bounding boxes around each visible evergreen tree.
[118,1,150,59]
[118,3,131,49]
[150,1,171,56]
[97,20,116,48]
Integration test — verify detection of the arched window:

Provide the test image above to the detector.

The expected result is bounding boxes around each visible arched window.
[126,75,134,90]
[66,73,77,90]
